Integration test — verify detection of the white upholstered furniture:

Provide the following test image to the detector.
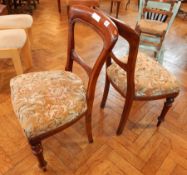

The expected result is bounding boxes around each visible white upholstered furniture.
[0,14,33,44]
[0,14,33,77]
[0,29,29,75]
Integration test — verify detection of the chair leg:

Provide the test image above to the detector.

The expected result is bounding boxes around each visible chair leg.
[100,75,110,108]
[116,1,121,18]
[30,141,47,171]
[85,112,93,143]
[0,74,4,90]
[67,5,70,16]
[13,0,17,9]
[21,37,33,69]
[28,28,33,45]
[57,0,61,13]
[135,24,141,33]
[157,97,174,127]
[116,97,133,135]
[11,50,23,75]
[125,0,130,10]
[110,0,113,13]
[156,47,164,64]
[156,33,165,62]
[33,0,37,9]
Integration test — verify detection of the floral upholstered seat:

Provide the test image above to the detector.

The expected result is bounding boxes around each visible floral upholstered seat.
[137,19,167,35]
[107,52,179,98]
[10,71,87,139]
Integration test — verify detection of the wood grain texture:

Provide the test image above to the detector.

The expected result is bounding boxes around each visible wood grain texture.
[0,0,187,174]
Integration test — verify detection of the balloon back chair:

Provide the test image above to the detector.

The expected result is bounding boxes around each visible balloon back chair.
[135,0,181,63]
[101,17,179,135]
[10,5,118,171]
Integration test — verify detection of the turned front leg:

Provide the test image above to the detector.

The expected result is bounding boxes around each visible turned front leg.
[157,97,174,127]
[30,141,47,171]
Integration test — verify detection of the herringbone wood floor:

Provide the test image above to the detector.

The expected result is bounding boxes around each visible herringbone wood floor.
[0,0,187,174]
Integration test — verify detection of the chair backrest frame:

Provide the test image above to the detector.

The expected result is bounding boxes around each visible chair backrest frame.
[66,5,118,115]
[110,17,140,98]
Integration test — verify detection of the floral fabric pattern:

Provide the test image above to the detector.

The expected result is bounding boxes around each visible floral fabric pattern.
[107,52,179,98]
[10,71,87,139]
[138,19,167,35]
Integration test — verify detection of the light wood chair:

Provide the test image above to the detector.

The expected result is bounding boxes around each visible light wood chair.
[0,29,32,75]
[135,0,181,63]
[10,5,118,171]
[101,17,180,135]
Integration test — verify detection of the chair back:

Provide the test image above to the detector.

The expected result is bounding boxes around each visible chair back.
[66,5,118,113]
[110,17,140,97]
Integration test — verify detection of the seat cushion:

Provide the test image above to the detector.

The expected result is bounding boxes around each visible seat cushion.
[107,52,179,98]
[138,19,167,35]
[0,14,33,29]
[10,71,87,139]
[0,29,26,49]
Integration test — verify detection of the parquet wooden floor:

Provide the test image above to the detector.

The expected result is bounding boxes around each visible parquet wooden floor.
[0,0,187,174]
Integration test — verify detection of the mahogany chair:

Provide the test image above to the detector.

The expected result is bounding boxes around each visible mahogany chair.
[10,5,118,170]
[101,17,180,135]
